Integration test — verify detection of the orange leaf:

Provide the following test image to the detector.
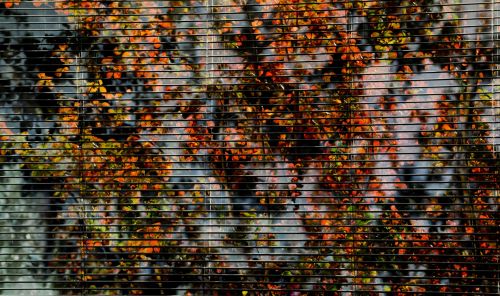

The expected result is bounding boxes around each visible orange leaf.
[442,124,452,131]
[159,22,171,29]
[320,219,331,226]
[141,247,153,254]
[251,19,263,27]
[114,177,125,183]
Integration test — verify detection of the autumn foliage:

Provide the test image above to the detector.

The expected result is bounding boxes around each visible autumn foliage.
[0,0,497,295]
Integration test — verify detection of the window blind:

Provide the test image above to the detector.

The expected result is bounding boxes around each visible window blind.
[0,0,498,295]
